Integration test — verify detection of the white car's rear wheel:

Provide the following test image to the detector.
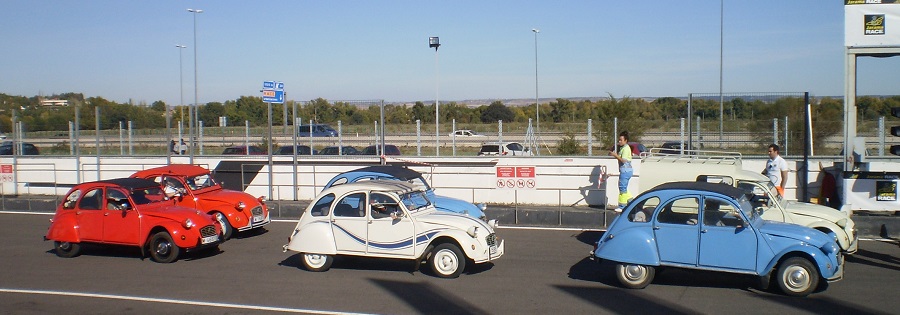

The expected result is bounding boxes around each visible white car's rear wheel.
[301,253,333,272]
[428,243,465,278]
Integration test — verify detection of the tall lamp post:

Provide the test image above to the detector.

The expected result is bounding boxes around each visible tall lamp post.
[173,44,187,164]
[187,8,202,163]
[429,36,440,156]
[532,28,540,155]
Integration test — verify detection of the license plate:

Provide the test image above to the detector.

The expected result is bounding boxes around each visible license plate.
[489,246,498,255]
[253,215,264,223]
[201,235,218,244]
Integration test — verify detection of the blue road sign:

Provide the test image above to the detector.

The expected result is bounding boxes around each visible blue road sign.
[262,81,285,103]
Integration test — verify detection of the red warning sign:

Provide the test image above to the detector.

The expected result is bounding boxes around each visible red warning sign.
[495,166,537,190]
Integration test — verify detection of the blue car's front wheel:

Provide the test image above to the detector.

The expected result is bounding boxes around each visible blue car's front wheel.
[776,257,819,297]
[615,262,655,289]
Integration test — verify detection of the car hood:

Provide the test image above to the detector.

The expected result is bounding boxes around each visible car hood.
[781,200,849,222]
[758,220,832,248]
[195,188,261,207]
[141,204,216,225]
[431,195,485,218]
[414,210,493,233]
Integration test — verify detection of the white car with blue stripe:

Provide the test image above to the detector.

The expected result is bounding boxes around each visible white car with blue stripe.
[283,180,504,278]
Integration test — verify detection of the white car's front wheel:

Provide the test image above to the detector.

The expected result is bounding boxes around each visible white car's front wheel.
[428,243,466,278]
[301,253,333,272]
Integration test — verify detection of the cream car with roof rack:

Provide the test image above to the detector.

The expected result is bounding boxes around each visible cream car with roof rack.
[283,180,504,278]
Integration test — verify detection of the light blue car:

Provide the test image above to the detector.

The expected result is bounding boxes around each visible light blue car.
[591,181,843,297]
[323,166,487,221]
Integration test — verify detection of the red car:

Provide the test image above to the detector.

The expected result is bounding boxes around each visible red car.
[130,164,270,239]
[45,178,222,263]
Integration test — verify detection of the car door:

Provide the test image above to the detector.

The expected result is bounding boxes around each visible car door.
[74,188,105,242]
[330,192,368,254]
[366,192,415,257]
[102,188,142,245]
[697,196,757,271]
[653,196,701,266]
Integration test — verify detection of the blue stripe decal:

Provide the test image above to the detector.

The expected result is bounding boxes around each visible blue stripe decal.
[331,224,444,250]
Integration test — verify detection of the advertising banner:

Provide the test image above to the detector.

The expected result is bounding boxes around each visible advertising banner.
[845,1,900,47]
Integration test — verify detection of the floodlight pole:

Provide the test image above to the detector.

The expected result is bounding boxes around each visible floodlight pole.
[429,36,441,156]
[533,28,540,155]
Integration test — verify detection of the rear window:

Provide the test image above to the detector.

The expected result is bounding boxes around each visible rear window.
[480,145,500,153]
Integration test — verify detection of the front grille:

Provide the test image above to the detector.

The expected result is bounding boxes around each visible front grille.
[251,206,263,216]
[200,225,217,238]
[486,233,497,248]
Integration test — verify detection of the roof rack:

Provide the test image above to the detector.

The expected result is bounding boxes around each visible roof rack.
[643,148,742,165]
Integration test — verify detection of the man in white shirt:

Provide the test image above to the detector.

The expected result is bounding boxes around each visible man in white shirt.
[762,144,789,196]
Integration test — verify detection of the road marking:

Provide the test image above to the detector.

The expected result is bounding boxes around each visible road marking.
[0,288,374,315]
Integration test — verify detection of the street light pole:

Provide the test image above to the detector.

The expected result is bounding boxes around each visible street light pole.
[188,8,202,163]
[173,44,186,164]
[429,37,441,156]
[532,28,540,155]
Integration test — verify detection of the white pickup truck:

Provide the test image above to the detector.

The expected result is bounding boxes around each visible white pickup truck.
[639,149,858,254]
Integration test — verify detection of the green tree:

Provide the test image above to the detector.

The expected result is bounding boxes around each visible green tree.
[479,101,514,123]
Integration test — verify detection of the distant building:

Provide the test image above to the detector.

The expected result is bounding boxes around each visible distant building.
[40,99,69,107]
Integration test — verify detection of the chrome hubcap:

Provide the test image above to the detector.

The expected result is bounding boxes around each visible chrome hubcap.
[624,265,645,282]
[434,249,458,274]
[783,265,810,291]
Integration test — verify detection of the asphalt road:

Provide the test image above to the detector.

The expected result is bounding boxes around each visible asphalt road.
[1,212,898,315]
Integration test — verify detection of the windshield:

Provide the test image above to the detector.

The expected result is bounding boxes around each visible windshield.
[400,191,432,212]
[186,174,218,191]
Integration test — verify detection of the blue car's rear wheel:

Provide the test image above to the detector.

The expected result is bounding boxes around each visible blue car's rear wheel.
[615,262,655,289]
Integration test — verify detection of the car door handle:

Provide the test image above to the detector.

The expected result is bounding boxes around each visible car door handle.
[701,229,708,233]
[653,226,660,230]
[104,212,109,216]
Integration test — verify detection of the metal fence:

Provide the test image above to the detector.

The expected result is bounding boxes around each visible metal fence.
[6,96,900,158]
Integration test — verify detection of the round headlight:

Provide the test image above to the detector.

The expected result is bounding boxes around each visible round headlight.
[477,203,487,211]
[236,201,246,210]
[466,226,478,238]
[183,218,194,229]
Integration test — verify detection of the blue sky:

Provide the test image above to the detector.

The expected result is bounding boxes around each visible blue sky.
[2,1,897,105]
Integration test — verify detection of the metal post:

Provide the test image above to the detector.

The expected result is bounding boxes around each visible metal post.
[773,118,779,145]
[119,121,124,155]
[128,121,133,155]
[95,106,100,181]
[244,120,249,154]
[452,119,456,156]
[267,102,273,200]
[533,28,540,156]
[587,119,593,156]
[198,120,204,155]
[416,120,421,156]
[878,116,885,156]
[680,118,686,154]
[498,120,503,144]
[784,116,788,155]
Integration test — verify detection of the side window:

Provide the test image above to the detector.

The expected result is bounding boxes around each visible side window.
[627,196,660,223]
[106,188,130,210]
[63,189,83,209]
[78,188,103,210]
[369,192,400,219]
[703,197,742,227]
[330,177,349,186]
[334,193,365,217]
[656,197,700,225]
[310,193,335,217]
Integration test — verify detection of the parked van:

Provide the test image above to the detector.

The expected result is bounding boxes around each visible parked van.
[638,149,858,253]
[298,124,337,137]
